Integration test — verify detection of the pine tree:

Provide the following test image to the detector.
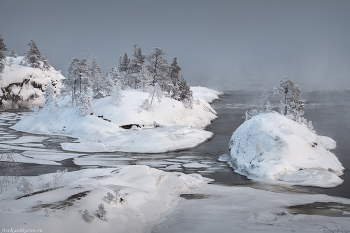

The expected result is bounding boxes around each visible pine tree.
[25,40,41,68]
[118,52,130,73]
[177,75,193,108]
[101,68,114,97]
[44,83,56,110]
[0,34,7,74]
[110,79,124,107]
[146,48,169,105]
[143,83,163,109]
[140,64,152,92]
[42,57,50,70]
[168,57,181,100]
[79,78,93,116]
[0,35,7,54]
[129,43,145,89]
[64,58,80,104]
[8,46,18,58]
[96,203,108,221]
[77,58,92,115]
[257,84,272,114]
[273,77,304,119]
[91,58,103,98]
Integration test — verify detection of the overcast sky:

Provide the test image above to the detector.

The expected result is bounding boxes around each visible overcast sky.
[1,0,349,90]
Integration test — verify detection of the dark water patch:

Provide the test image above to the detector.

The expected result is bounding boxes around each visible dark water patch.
[18,162,79,176]
[287,202,350,217]
[59,158,80,169]
[180,194,210,200]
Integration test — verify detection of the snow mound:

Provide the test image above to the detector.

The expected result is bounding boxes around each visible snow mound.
[227,112,344,188]
[0,56,64,109]
[0,166,209,233]
[12,88,219,153]
[191,86,223,103]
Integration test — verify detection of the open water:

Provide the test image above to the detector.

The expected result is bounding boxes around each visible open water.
[1,90,349,198]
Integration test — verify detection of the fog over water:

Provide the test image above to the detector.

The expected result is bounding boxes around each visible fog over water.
[1,0,349,90]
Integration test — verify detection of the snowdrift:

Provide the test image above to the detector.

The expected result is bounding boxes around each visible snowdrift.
[190,86,223,103]
[225,112,344,188]
[0,165,209,233]
[12,87,221,153]
[0,56,64,109]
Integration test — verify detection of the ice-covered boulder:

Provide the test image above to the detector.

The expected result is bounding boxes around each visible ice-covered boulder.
[0,56,64,109]
[226,112,344,188]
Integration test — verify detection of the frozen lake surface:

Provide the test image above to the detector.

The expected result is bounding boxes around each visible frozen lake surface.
[1,90,349,198]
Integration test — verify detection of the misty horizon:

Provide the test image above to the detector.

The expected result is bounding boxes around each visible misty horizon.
[1,0,349,91]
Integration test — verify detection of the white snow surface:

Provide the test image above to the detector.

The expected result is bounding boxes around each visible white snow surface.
[0,166,209,233]
[147,184,350,233]
[227,112,344,188]
[0,56,64,108]
[190,86,223,103]
[12,88,220,153]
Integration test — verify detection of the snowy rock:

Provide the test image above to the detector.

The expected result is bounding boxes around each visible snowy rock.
[318,135,336,150]
[227,112,344,187]
[0,56,64,109]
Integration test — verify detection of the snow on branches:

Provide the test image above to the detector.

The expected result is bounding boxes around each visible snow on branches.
[244,78,314,132]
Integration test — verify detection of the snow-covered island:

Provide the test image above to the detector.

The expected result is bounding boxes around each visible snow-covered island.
[222,78,345,188]
[12,86,221,153]
[7,43,223,153]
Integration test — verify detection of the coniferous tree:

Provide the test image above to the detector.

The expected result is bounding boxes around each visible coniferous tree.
[78,58,92,116]
[177,75,193,108]
[118,52,130,87]
[101,68,114,97]
[8,46,18,58]
[129,43,145,89]
[25,40,41,68]
[0,34,7,74]
[64,58,80,104]
[42,57,50,70]
[168,57,181,100]
[140,64,152,92]
[257,84,272,114]
[96,203,108,221]
[43,83,56,111]
[273,77,303,118]
[111,66,128,90]
[110,79,124,107]
[146,48,169,105]
[91,58,103,98]
[118,52,130,73]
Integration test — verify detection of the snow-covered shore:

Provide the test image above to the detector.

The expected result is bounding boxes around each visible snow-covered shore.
[12,87,222,153]
[147,183,350,233]
[1,167,350,233]
[0,166,209,233]
[223,112,344,188]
